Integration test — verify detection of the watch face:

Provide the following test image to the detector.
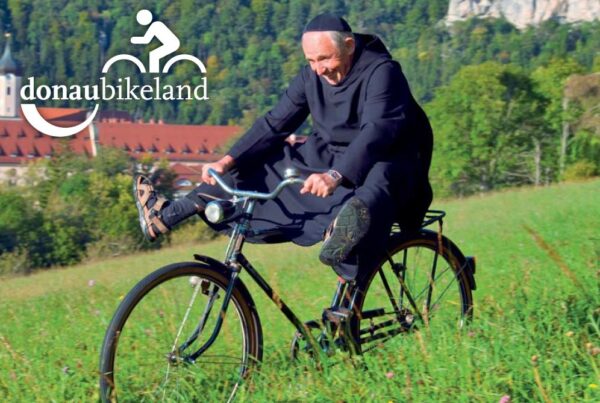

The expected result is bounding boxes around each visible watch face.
[328,170,342,182]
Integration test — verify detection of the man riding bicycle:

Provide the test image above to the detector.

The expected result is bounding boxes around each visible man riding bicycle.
[134,13,433,282]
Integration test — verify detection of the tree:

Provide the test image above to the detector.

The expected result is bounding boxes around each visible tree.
[427,62,543,196]
[564,72,600,172]
[532,58,585,177]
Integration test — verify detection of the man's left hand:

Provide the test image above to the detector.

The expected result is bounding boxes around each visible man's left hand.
[300,173,339,198]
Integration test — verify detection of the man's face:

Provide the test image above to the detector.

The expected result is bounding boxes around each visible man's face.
[302,31,354,85]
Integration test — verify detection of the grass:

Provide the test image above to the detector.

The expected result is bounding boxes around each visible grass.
[1,179,599,401]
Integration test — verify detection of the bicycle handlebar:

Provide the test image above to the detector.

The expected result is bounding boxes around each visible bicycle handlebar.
[208,168,304,201]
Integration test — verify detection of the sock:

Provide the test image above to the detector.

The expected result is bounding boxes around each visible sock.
[160,197,202,228]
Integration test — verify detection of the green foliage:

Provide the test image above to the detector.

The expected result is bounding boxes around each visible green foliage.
[563,160,598,180]
[0,188,47,273]
[1,1,598,269]
[0,144,178,274]
[427,62,544,196]
[1,1,598,124]
[0,180,598,400]
[166,216,219,245]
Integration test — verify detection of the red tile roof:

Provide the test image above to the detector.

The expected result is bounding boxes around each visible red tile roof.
[0,113,242,166]
[0,117,91,164]
[96,122,240,163]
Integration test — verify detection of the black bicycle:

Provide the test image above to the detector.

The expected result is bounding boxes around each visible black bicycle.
[99,168,477,402]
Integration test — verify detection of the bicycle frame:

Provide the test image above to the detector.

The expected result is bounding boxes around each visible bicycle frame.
[175,171,453,363]
[179,195,337,362]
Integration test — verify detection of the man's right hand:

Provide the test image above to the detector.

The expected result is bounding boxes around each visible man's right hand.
[201,155,235,185]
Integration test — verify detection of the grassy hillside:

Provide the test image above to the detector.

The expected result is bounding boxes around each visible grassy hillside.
[1,180,599,401]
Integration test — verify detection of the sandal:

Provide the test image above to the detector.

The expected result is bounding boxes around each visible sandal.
[133,175,169,241]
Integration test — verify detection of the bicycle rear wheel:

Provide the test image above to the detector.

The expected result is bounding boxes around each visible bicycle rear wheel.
[352,230,474,352]
[99,262,262,402]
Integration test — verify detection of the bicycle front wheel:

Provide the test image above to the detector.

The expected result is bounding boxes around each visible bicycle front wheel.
[99,262,262,402]
[353,230,474,353]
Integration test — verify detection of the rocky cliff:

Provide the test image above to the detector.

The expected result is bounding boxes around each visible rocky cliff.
[446,0,600,29]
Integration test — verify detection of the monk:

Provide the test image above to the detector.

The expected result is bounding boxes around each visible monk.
[133,13,433,281]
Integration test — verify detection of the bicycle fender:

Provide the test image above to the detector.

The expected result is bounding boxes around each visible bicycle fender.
[191,254,260,311]
[392,230,477,291]
[433,231,477,292]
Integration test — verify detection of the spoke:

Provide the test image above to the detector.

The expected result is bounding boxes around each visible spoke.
[106,270,251,402]
[429,262,468,314]
[194,354,244,366]
[170,283,203,354]
[388,261,424,322]
[378,268,402,315]
[178,284,221,353]
[161,282,203,399]
[357,238,471,356]
[411,265,452,302]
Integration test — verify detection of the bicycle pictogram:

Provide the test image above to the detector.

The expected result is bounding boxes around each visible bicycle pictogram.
[102,9,206,74]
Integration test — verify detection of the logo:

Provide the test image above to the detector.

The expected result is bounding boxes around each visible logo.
[20,9,208,138]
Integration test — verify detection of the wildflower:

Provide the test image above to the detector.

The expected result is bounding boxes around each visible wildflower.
[88,279,96,287]
[530,355,539,366]
[589,384,598,389]
[62,366,70,374]
[499,395,511,403]
[565,331,574,337]
[386,371,394,379]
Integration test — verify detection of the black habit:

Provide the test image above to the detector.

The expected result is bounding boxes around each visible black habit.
[173,33,433,261]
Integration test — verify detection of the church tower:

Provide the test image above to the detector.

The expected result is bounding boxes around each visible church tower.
[0,34,22,118]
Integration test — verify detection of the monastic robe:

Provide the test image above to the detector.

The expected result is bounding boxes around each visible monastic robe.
[191,34,433,246]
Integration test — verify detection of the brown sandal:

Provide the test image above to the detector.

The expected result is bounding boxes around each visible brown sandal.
[133,175,169,241]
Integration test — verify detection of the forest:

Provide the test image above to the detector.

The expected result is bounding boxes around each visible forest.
[0,0,599,272]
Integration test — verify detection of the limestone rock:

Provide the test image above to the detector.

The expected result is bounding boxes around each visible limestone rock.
[446,0,600,29]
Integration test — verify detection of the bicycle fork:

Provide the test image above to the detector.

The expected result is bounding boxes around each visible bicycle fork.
[176,270,240,363]
[173,200,256,363]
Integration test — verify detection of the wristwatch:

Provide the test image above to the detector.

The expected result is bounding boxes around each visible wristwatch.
[327,169,343,185]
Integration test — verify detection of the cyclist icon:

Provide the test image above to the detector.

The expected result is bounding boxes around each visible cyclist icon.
[102,9,206,74]
[130,9,179,73]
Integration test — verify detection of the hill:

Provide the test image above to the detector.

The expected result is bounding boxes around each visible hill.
[0,179,598,401]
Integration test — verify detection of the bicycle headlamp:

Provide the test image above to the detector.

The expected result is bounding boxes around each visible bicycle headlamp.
[205,201,235,224]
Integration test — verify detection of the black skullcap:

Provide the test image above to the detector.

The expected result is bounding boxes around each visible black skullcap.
[303,13,352,33]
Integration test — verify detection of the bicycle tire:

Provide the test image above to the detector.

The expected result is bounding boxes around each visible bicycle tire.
[99,262,262,402]
[351,230,474,353]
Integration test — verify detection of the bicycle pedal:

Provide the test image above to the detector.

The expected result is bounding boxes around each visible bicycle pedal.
[323,307,352,325]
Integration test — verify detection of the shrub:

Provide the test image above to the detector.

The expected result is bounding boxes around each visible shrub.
[0,249,32,276]
[167,217,220,245]
[563,160,598,181]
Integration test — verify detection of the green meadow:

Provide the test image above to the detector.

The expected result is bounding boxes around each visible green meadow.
[1,180,599,402]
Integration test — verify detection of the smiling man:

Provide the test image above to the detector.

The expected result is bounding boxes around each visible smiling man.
[133,13,433,281]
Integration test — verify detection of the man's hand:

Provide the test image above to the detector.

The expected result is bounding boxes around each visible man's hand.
[201,155,235,185]
[300,172,340,198]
